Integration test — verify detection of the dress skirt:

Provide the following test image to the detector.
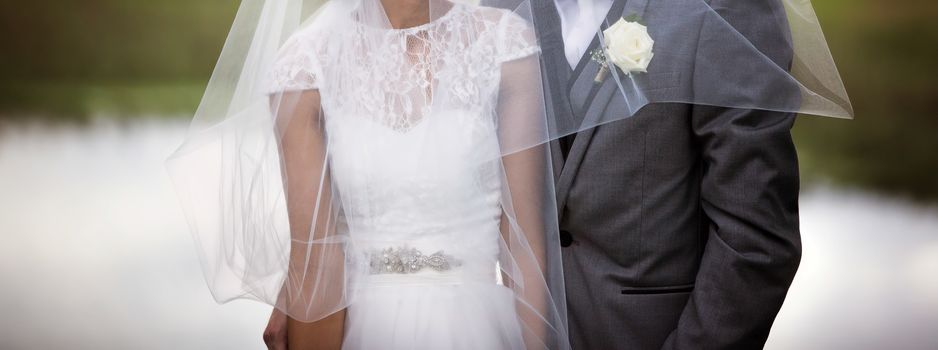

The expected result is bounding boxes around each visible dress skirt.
[342,270,525,350]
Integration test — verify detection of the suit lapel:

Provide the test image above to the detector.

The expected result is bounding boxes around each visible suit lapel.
[554,79,620,211]
[555,0,631,212]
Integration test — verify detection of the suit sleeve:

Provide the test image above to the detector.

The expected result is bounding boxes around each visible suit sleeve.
[662,1,802,348]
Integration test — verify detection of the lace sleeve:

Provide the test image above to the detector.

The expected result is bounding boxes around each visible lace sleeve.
[268,32,322,93]
[496,11,540,64]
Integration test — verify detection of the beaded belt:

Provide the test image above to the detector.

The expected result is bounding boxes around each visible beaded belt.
[368,246,462,274]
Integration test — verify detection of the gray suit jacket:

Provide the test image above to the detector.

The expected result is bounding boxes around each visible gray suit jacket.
[533,0,802,348]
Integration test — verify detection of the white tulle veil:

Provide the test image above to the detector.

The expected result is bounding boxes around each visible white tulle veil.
[166,0,849,348]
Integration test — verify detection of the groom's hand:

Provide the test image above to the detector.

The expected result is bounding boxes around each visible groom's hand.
[263,308,288,350]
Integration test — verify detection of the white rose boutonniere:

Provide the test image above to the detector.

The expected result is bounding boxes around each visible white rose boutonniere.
[592,15,655,83]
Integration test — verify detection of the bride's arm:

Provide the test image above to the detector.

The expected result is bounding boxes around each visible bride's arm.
[497,51,562,349]
[271,90,346,350]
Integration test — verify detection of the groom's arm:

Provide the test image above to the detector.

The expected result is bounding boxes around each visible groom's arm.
[662,1,801,349]
[664,107,800,349]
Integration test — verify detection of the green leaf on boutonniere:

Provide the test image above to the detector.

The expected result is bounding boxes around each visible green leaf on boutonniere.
[623,13,644,25]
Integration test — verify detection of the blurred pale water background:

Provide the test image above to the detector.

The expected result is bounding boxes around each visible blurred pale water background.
[1,0,937,349]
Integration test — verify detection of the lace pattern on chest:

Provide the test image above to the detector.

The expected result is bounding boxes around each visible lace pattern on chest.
[269,4,539,132]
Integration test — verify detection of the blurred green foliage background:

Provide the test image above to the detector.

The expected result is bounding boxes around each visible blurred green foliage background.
[0,0,936,200]
[0,0,238,117]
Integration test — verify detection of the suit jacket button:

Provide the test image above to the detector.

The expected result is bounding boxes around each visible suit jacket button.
[559,230,573,247]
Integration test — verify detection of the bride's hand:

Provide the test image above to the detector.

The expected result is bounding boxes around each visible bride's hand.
[263,308,288,350]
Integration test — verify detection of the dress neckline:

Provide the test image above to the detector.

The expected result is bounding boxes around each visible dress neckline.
[354,3,463,34]
[395,3,461,32]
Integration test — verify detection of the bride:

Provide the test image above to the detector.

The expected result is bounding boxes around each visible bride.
[168,0,569,348]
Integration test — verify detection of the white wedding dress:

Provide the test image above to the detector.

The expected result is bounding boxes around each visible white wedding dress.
[270,3,540,349]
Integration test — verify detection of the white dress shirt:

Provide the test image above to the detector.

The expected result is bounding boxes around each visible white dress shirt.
[553,0,615,68]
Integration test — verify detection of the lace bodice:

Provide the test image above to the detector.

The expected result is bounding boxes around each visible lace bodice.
[270,3,538,131]
[269,3,539,257]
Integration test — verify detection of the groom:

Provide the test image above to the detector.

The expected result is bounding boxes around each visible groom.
[265,0,802,348]
[538,0,802,348]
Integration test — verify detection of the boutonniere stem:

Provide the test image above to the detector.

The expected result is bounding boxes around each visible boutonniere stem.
[591,48,610,84]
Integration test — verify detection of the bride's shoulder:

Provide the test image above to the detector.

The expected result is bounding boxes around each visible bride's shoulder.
[273,17,338,65]
[268,18,331,92]
[462,3,532,28]
[460,3,536,50]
